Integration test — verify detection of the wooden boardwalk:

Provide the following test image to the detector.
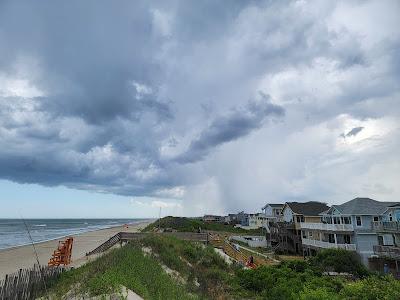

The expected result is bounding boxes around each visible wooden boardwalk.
[86,232,209,256]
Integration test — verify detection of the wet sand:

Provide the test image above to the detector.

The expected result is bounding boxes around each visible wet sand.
[0,221,153,280]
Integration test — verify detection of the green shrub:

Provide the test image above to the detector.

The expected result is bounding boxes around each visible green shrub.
[340,275,400,300]
[299,287,341,300]
[309,248,369,277]
[281,259,310,273]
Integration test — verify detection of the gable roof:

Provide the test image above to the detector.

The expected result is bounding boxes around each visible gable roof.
[331,198,400,215]
[285,201,330,216]
[261,203,284,210]
[270,204,284,208]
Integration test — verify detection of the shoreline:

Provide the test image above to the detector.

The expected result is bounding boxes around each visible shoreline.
[0,219,153,252]
[0,220,154,280]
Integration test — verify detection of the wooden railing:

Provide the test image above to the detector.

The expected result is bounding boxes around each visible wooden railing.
[86,232,209,256]
[300,222,354,231]
[372,221,400,232]
[302,238,356,251]
[373,245,400,259]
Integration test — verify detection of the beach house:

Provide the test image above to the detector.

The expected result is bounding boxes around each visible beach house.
[261,203,284,246]
[272,201,330,254]
[261,203,284,224]
[301,197,398,265]
[202,215,225,223]
[240,213,267,229]
[371,203,400,274]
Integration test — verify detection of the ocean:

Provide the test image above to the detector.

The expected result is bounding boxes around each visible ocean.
[0,218,149,250]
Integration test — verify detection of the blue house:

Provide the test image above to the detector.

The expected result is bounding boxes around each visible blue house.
[301,198,398,266]
[371,203,400,275]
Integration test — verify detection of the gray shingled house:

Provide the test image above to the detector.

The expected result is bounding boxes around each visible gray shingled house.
[301,197,399,266]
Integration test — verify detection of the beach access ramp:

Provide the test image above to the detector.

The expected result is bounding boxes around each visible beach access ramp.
[86,232,209,256]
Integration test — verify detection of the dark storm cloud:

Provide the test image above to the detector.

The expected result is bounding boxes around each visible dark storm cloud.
[176,96,284,164]
[0,1,171,124]
[0,0,399,206]
[344,127,364,138]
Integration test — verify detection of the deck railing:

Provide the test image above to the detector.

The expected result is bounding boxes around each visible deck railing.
[373,245,400,259]
[300,222,354,231]
[371,221,400,232]
[302,238,356,251]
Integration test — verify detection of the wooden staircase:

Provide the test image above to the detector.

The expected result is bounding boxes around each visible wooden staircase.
[223,241,249,264]
[86,232,122,256]
[86,232,209,256]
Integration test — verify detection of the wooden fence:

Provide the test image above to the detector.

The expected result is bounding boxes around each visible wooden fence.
[0,264,64,300]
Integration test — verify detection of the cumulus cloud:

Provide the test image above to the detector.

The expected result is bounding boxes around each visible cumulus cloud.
[0,0,399,213]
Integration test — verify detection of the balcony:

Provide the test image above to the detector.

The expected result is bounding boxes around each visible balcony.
[372,221,400,232]
[300,222,354,232]
[302,238,356,251]
[373,245,400,260]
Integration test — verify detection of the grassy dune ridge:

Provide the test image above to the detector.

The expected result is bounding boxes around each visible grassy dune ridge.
[45,233,400,299]
[143,216,263,235]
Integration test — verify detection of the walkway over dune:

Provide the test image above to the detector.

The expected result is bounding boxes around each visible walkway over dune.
[86,232,209,256]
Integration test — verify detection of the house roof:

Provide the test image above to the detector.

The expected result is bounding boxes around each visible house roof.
[261,203,284,210]
[330,198,400,215]
[270,204,284,208]
[285,201,330,216]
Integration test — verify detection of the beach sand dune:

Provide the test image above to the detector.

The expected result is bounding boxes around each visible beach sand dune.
[0,221,152,280]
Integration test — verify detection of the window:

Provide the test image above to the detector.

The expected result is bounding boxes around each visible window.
[344,235,351,244]
[328,234,335,243]
[356,216,362,226]
[389,214,393,222]
[333,217,340,224]
[309,231,313,238]
[373,216,379,222]
[342,217,351,224]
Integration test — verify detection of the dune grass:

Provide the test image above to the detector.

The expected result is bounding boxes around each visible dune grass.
[46,243,198,299]
[45,236,400,300]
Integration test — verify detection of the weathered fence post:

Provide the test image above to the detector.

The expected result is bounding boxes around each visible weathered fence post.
[0,265,65,300]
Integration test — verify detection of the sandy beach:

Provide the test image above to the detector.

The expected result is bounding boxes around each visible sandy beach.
[0,221,153,280]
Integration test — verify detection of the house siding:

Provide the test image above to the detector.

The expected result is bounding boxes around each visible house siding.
[264,206,273,216]
[352,215,374,231]
[283,206,294,223]
[355,234,378,264]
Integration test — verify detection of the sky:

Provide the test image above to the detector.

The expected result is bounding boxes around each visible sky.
[0,0,399,218]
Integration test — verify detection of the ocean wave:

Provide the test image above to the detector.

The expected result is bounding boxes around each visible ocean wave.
[33,224,47,227]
